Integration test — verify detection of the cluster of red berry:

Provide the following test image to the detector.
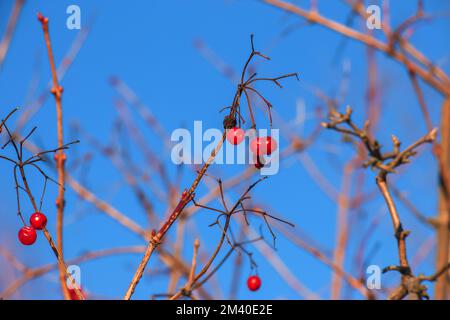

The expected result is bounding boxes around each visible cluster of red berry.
[226,128,266,292]
[18,212,47,246]
[226,127,277,170]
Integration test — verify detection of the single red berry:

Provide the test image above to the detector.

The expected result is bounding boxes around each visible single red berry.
[226,127,245,145]
[30,212,47,230]
[68,287,86,300]
[250,136,277,155]
[247,275,261,291]
[18,226,37,246]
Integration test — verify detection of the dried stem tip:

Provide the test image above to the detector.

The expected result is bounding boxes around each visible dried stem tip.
[37,12,48,25]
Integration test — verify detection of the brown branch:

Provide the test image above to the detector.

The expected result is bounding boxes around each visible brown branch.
[435,97,450,299]
[420,263,450,282]
[1,119,84,300]
[20,135,213,299]
[323,107,437,299]
[406,58,450,299]
[331,160,355,299]
[1,246,146,299]
[376,176,410,271]
[38,12,70,300]
[0,0,24,70]
[0,107,19,134]
[169,239,200,300]
[123,36,297,299]
[168,176,270,300]
[263,0,450,95]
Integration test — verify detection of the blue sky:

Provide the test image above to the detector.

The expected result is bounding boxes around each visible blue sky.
[0,0,449,299]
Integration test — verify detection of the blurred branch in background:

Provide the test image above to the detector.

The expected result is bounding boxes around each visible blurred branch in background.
[0,0,24,70]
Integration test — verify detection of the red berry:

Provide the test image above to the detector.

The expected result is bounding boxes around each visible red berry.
[68,287,86,300]
[247,275,261,291]
[226,127,245,145]
[30,212,47,230]
[250,136,277,155]
[18,226,37,246]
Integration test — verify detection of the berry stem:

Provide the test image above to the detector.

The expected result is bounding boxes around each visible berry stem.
[18,165,38,212]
